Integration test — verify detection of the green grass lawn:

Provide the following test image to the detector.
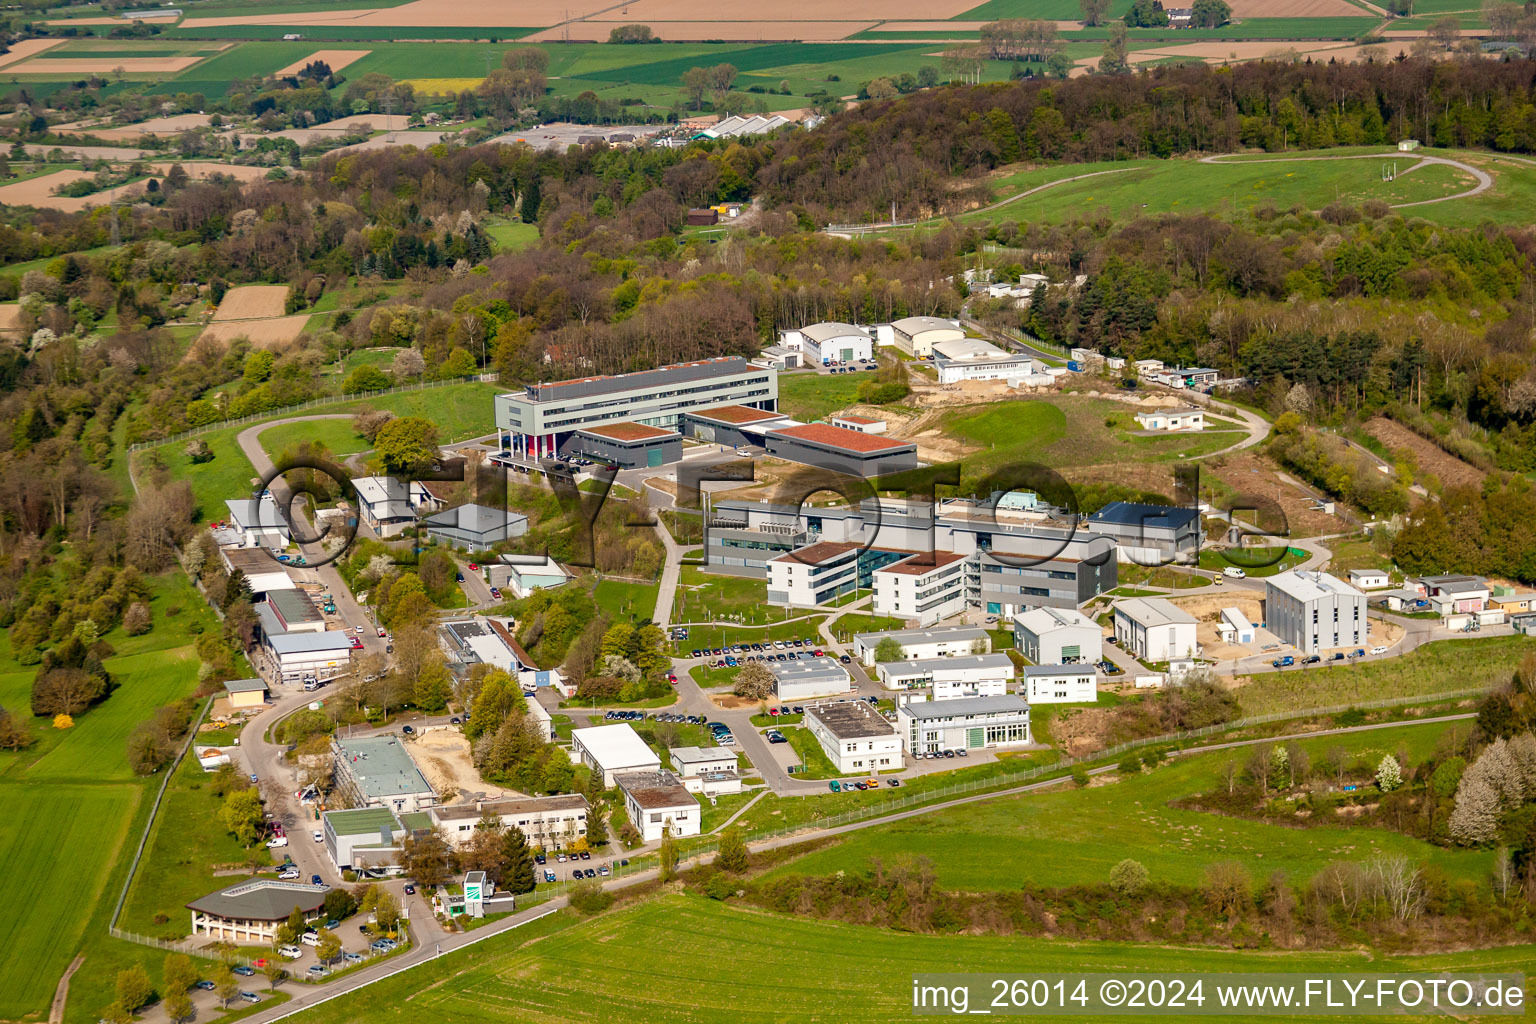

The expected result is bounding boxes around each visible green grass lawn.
[777,370,875,421]
[781,725,842,779]
[1235,634,1531,717]
[681,618,828,652]
[675,569,798,626]
[699,790,757,832]
[485,218,540,252]
[134,380,503,519]
[0,570,227,1022]
[593,578,662,623]
[763,721,1479,892]
[258,417,370,461]
[288,894,1536,1024]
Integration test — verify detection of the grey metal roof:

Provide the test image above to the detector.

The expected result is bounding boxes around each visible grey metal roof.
[423,504,528,535]
[806,700,895,739]
[267,589,322,624]
[1087,501,1199,530]
[880,653,1014,675]
[223,677,268,693]
[268,632,353,655]
[335,735,434,800]
[669,745,736,765]
[800,322,872,344]
[254,602,287,638]
[771,660,850,682]
[1021,665,1095,677]
[515,357,752,404]
[1115,597,1197,627]
[852,626,989,646]
[899,694,1030,720]
[1265,571,1365,603]
[187,879,328,921]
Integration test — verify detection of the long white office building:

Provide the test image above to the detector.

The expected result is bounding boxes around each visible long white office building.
[897,694,1032,755]
[494,356,777,460]
[876,653,1014,698]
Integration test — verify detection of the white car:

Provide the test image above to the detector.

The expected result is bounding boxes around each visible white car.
[265,836,287,848]
[278,945,303,960]
[278,868,301,880]
[313,830,324,843]
[1371,645,1389,655]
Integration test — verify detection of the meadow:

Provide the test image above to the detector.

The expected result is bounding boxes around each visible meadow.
[288,895,1536,1024]
[777,369,875,421]
[762,720,1482,891]
[0,571,227,1022]
[1234,634,1532,716]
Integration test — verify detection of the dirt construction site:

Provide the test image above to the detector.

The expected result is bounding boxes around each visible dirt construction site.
[409,728,517,803]
[1159,590,1405,665]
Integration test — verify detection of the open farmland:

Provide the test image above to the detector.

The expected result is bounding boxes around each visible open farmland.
[212,284,290,320]
[288,896,1536,1024]
[273,47,373,74]
[0,572,223,1022]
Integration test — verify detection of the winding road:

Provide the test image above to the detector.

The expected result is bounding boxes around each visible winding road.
[1198,150,1495,209]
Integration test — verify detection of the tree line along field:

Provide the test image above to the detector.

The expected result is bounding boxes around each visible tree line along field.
[287,895,1536,1024]
[756,721,1482,894]
[0,571,227,1023]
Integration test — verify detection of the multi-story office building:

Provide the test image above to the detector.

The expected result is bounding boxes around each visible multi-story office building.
[872,551,967,624]
[897,694,1032,755]
[493,356,777,459]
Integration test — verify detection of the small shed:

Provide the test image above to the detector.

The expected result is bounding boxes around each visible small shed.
[687,208,719,226]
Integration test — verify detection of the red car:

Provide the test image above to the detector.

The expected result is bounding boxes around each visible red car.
[467,563,479,571]
[349,637,363,650]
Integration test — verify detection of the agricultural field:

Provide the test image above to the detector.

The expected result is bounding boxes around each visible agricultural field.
[0,571,226,1022]
[290,895,1536,1024]
[762,721,1482,891]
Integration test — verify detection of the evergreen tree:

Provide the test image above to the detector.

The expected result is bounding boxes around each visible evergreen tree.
[520,174,542,224]
[716,826,748,873]
[499,826,537,894]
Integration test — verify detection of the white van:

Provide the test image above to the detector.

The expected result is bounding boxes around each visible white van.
[300,931,320,947]
[265,835,287,848]
[1222,566,1246,579]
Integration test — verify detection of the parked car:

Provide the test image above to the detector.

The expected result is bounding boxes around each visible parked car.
[455,572,465,583]
[195,981,216,991]
[544,870,557,883]
[887,778,902,787]
[278,868,301,880]
[828,780,841,792]
[307,965,327,977]
[266,835,288,848]
[579,850,591,860]
[404,883,416,895]
[232,967,255,977]
[279,945,303,960]
[301,931,320,947]
[311,874,324,886]
[239,992,260,1004]
[535,853,546,864]
[312,829,324,843]
[599,865,610,876]
[401,724,414,734]
[343,952,364,964]
[1371,645,1389,655]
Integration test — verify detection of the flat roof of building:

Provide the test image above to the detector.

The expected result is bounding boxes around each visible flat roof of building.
[614,769,697,810]
[688,404,785,425]
[335,735,434,800]
[1418,574,1489,593]
[1013,606,1098,632]
[832,414,879,425]
[268,589,322,624]
[931,337,1007,361]
[768,422,913,455]
[771,659,851,681]
[222,548,290,574]
[187,879,329,921]
[423,504,528,534]
[771,540,860,566]
[578,422,679,442]
[571,724,662,769]
[899,694,1030,720]
[1115,596,1198,627]
[807,700,896,740]
[431,794,588,820]
[877,551,967,575]
[881,653,1014,675]
[1221,607,1254,631]
[1266,570,1366,603]
[223,677,268,693]
[515,356,753,401]
[1087,501,1199,530]
[268,631,354,655]
[1021,664,1095,677]
[324,806,404,837]
[669,745,736,765]
[852,626,990,645]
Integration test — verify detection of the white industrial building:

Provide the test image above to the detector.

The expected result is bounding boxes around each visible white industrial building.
[351,476,416,538]
[871,551,967,625]
[321,807,407,872]
[766,541,861,607]
[778,322,875,365]
[669,746,741,795]
[430,794,589,850]
[486,554,571,598]
[853,626,991,666]
[1265,571,1368,655]
[828,414,887,434]
[897,694,1032,755]
[570,724,662,786]
[804,701,904,774]
[1134,407,1205,432]
[1347,568,1391,591]
[1217,607,1256,645]
[1020,665,1097,704]
[1114,597,1199,661]
[223,496,290,549]
[881,316,965,358]
[772,659,853,701]
[877,653,1014,697]
[1012,606,1102,665]
[220,547,296,597]
[615,770,699,841]
[265,631,353,683]
[930,337,1034,384]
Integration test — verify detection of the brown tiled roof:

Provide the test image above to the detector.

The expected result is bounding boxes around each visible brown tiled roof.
[769,422,912,454]
[833,414,879,425]
[878,551,967,575]
[771,541,860,566]
[690,405,782,425]
[580,422,677,442]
